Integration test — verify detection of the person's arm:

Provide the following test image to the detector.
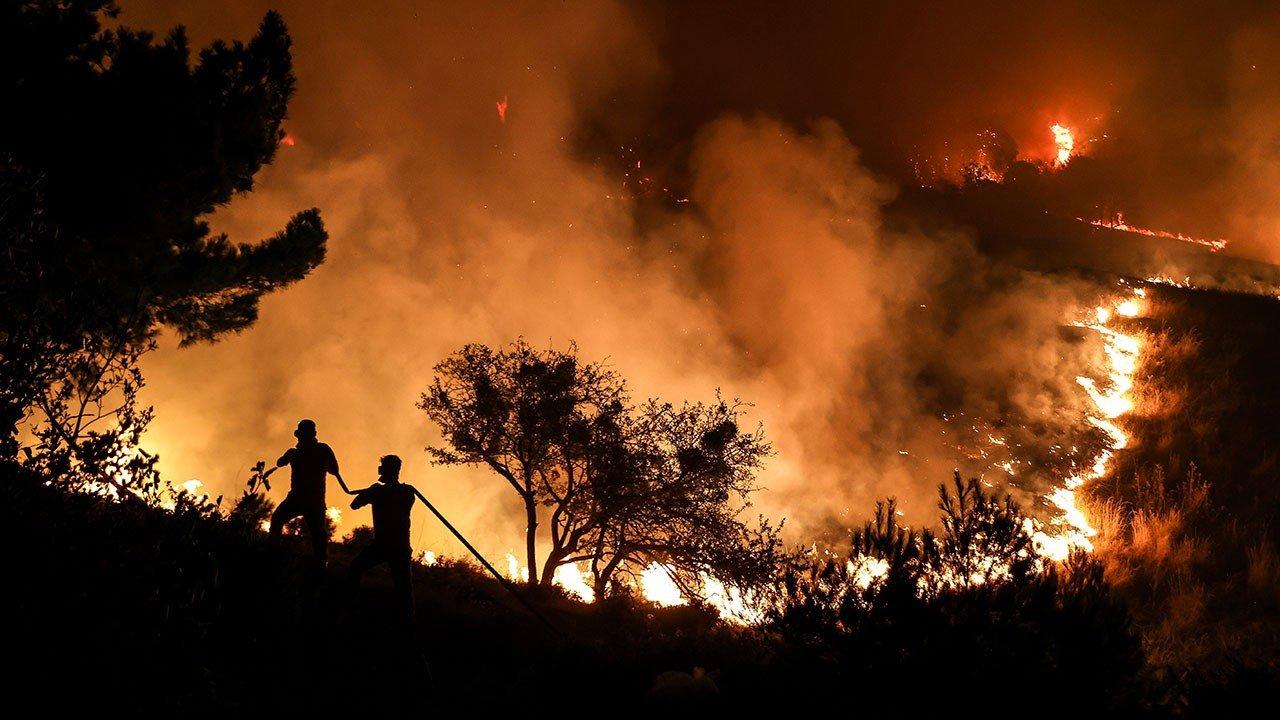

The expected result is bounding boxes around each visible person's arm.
[276,448,293,468]
[410,486,429,508]
[350,487,375,509]
[327,445,355,495]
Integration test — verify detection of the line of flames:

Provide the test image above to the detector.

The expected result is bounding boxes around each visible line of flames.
[1030,286,1145,560]
[499,552,764,624]
[1088,213,1228,252]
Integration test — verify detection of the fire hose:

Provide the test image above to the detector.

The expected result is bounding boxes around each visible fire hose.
[259,461,558,631]
[408,486,560,634]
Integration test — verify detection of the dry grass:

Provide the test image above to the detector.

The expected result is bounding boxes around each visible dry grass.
[1087,455,1279,672]
[1087,470,1215,666]
[1077,284,1280,679]
[1247,542,1280,604]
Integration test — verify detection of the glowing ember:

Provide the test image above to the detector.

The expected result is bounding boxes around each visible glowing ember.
[420,550,438,566]
[496,95,509,122]
[281,133,296,147]
[1051,123,1074,166]
[1089,213,1228,252]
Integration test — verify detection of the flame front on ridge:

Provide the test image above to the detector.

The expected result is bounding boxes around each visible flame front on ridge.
[1031,285,1146,560]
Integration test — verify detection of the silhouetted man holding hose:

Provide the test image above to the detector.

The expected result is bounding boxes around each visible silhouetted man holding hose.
[347,454,423,619]
[269,418,352,567]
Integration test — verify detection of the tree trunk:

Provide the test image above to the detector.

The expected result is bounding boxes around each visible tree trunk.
[524,495,538,586]
[540,547,563,587]
[595,554,623,600]
[590,533,607,599]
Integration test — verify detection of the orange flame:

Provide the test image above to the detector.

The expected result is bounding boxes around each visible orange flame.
[1089,213,1227,252]
[1032,286,1145,560]
[1051,123,1074,166]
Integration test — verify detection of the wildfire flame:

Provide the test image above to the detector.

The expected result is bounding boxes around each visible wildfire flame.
[499,553,762,621]
[496,95,509,123]
[1051,123,1074,166]
[505,552,529,583]
[640,563,688,606]
[1032,286,1146,560]
[1088,212,1228,252]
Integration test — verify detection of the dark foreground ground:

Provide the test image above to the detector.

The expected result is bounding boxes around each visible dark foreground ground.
[5,463,1280,716]
[1,465,769,713]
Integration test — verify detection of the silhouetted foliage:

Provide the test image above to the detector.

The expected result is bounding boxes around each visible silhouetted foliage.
[0,1,326,460]
[420,340,781,602]
[768,474,1146,714]
[20,339,162,499]
[930,471,1038,588]
[586,397,782,600]
[6,450,1260,713]
[420,340,627,585]
[229,489,274,529]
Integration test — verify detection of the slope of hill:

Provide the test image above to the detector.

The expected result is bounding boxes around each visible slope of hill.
[0,465,762,712]
[1086,283,1280,673]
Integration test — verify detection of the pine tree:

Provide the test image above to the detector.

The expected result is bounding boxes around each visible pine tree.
[0,1,327,454]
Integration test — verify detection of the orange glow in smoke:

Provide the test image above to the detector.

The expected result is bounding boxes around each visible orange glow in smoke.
[496,95,509,123]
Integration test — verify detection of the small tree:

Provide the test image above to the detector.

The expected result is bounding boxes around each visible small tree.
[420,342,783,599]
[584,397,782,600]
[928,471,1037,589]
[419,340,625,585]
[23,338,161,500]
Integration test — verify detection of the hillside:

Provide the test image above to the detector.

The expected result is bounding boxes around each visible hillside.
[9,457,1280,714]
[1085,282,1280,672]
[1,465,764,712]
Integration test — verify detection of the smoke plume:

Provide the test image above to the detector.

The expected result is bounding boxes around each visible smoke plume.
[120,1,1275,559]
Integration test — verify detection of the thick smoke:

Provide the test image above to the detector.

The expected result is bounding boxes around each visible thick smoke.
[120,1,1256,560]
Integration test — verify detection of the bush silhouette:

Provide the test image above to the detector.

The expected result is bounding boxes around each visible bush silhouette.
[768,473,1145,714]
